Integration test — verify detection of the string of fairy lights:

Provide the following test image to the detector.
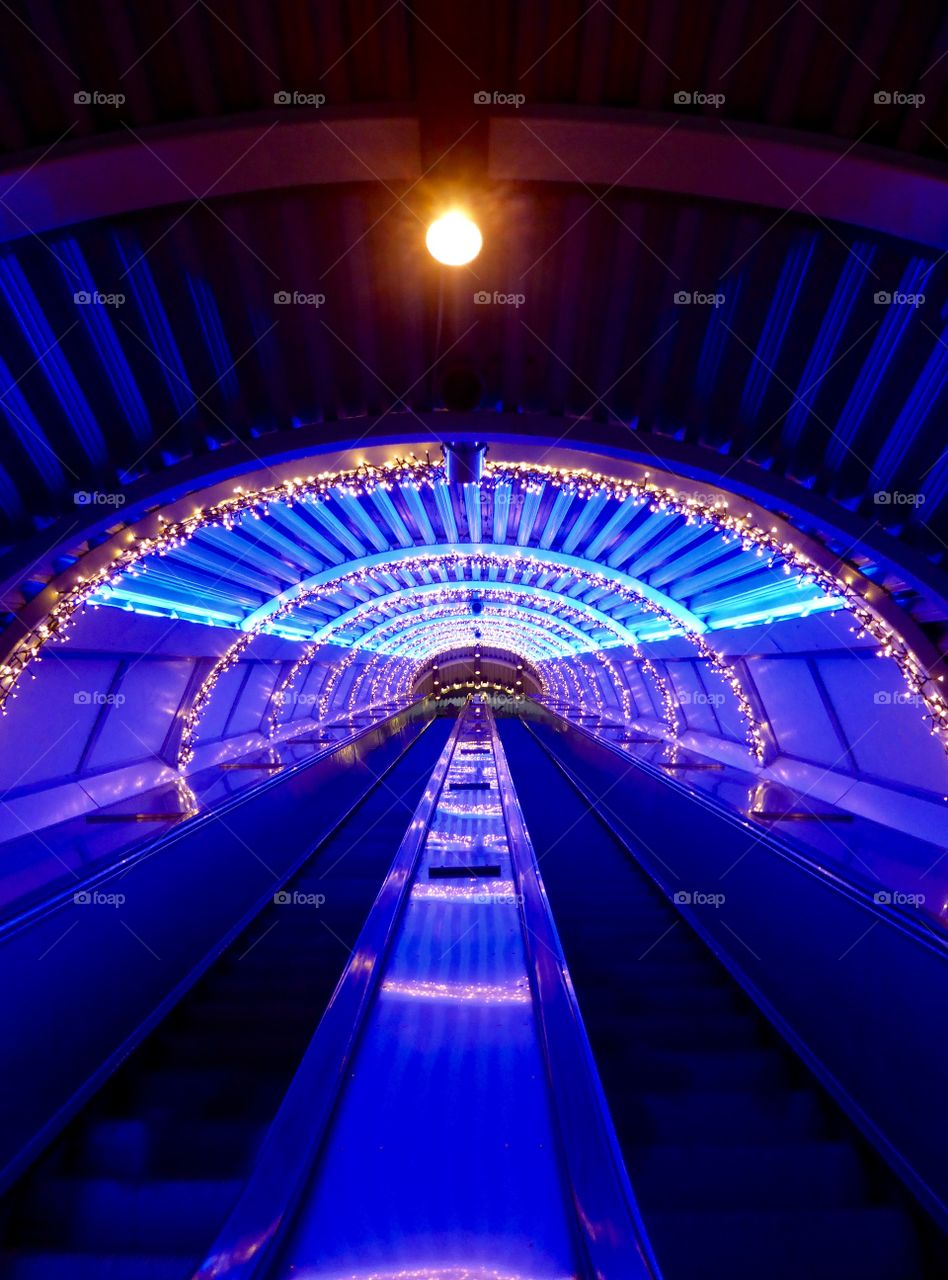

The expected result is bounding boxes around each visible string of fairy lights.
[335,589,621,654]
[1,456,944,765]
[171,548,767,767]
[540,651,683,740]
[258,640,419,746]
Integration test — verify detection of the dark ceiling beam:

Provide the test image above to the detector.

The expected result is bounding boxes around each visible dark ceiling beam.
[489,110,948,250]
[412,0,491,176]
[5,105,948,253]
[0,110,421,243]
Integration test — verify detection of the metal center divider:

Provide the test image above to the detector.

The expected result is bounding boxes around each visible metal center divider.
[489,700,662,1280]
[191,709,469,1280]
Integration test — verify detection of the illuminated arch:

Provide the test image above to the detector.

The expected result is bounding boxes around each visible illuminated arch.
[174,543,768,770]
[240,543,706,637]
[316,582,637,650]
[1,457,943,768]
[374,619,575,660]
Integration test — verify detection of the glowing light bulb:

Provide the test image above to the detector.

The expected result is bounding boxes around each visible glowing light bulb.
[426,211,482,266]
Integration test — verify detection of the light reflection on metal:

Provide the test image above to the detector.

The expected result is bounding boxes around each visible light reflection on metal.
[295,1267,570,1280]
[410,881,521,902]
[435,803,504,819]
[381,977,531,1004]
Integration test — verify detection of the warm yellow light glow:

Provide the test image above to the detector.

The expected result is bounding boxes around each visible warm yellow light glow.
[425,211,482,266]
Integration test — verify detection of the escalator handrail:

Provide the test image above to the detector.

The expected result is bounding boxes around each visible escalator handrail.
[0,700,429,946]
[191,708,469,1280]
[490,705,663,1280]
[537,707,948,957]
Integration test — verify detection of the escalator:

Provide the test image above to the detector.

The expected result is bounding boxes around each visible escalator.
[0,721,453,1280]
[499,717,947,1280]
[5,702,943,1279]
[192,695,649,1279]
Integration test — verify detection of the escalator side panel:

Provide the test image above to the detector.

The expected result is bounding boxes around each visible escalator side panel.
[500,719,945,1280]
[0,722,453,1277]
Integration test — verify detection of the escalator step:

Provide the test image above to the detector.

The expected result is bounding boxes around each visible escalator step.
[154,1030,314,1067]
[110,1067,286,1116]
[499,720,941,1279]
[614,1046,790,1091]
[0,1252,195,1280]
[623,1088,828,1145]
[74,1118,264,1180]
[645,1207,921,1280]
[12,1176,241,1252]
[632,1141,871,1211]
[588,1010,764,1050]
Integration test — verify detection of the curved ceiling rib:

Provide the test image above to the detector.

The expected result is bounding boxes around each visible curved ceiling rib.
[373,620,572,661]
[311,580,641,650]
[4,457,945,768]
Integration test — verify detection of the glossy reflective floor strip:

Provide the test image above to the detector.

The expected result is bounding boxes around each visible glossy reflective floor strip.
[272,705,580,1280]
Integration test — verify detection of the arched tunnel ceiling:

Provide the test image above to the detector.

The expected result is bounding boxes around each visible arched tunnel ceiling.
[83,469,841,652]
[0,0,947,672]
[2,182,948,560]
[0,1,946,587]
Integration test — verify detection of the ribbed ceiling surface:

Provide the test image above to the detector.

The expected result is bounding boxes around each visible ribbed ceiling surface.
[0,0,945,159]
[0,0,946,630]
[90,474,836,649]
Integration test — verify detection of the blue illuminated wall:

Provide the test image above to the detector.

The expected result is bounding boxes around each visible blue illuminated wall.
[0,608,369,842]
[538,610,948,843]
[2,591,947,860]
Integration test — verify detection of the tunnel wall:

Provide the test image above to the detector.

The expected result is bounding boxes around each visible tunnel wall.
[538,611,948,842]
[522,714,948,1225]
[0,707,435,1190]
[0,608,394,843]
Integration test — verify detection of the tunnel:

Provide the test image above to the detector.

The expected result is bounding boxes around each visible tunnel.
[0,3,947,1278]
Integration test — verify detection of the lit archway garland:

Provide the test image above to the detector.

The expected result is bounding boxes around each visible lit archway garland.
[640,655,684,735]
[0,456,943,758]
[542,650,683,738]
[377,617,573,658]
[373,618,569,663]
[314,581,638,651]
[413,650,543,699]
[266,650,420,740]
[317,647,360,721]
[354,654,421,711]
[594,651,634,725]
[175,545,765,770]
[268,643,329,736]
[355,592,616,655]
[269,629,550,744]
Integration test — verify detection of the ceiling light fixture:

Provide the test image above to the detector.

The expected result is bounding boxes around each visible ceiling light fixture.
[426,211,482,266]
